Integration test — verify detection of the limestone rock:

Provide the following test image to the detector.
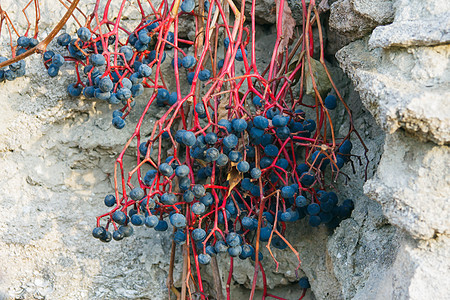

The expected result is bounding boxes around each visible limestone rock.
[336,39,450,144]
[369,0,450,48]
[364,131,450,239]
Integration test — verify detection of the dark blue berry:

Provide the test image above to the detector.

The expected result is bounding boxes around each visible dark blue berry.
[298,277,311,289]
[198,253,211,265]
[131,214,145,226]
[112,210,127,225]
[145,215,159,227]
[223,134,238,149]
[154,220,169,231]
[198,69,211,81]
[324,94,337,110]
[104,194,116,207]
[159,163,174,177]
[77,27,91,41]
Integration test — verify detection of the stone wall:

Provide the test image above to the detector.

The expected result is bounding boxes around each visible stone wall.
[0,0,448,299]
[328,0,450,299]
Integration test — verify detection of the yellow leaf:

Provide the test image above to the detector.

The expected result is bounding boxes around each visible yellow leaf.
[226,167,243,198]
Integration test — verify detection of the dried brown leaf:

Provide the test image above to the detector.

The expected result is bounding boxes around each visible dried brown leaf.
[276,0,296,56]
[226,166,243,198]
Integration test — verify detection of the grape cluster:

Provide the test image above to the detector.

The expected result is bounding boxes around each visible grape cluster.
[0,36,38,82]
[93,106,355,266]
[0,0,363,298]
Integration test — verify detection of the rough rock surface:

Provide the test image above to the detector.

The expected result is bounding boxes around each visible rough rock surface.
[327,0,393,54]
[365,131,450,238]
[333,0,450,299]
[370,0,450,48]
[336,39,450,145]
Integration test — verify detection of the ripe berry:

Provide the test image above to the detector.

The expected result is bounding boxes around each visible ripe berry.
[260,157,273,169]
[338,140,352,154]
[170,213,187,228]
[232,118,247,132]
[228,245,242,256]
[131,214,145,226]
[308,215,321,227]
[100,231,112,242]
[235,48,247,61]
[92,226,106,239]
[112,210,127,225]
[67,83,82,96]
[203,133,216,146]
[116,88,132,100]
[272,115,289,127]
[301,172,315,187]
[77,27,91,41]
[192,202,206,215]
[240,244,254,259]
[154,220,169,231]
[119,225,134,237]
[198,69,211,81]
[264,144,278,157]
[200,193,214,206]
[276,126,291,140]
[237,161,250,173]
[104,194,116,207]
[145,215,159,228]
[223,134,238,149]
[216,154,229,167]
[206,245,216,256]
[52,54,65,67]
[47,64,59,77]
[192,184,206,198]
[259,226,272,241]
[187,72,195,84]
[182,55,196,68]
[157,88,170,102]
[206,147,220,162]
[298,277,311,289]
[161,193,177,205]
[138,64,152,77]
[272,236,288,249]
[159,163,174,177]
[304,119,316,132]
[182,131,196,146]
[324,94,337,110]
[90,54,105,66]
[307,203,320,215]
[217,59,224,70]
[250,168,261,179]
[253,116,269,129]
[57,33,71,46]
[226,232,241,247]
[192,228,207,241]
[281,186,295,199]
[295,196,308,207]
[175,165,190,177]
[218,119,232,133]
[252,96,262,107]
[119,46,134,61]
[113,230,125,241]
[198,253,211,265]
[129,188,145,200]
[214,241,228,253]
[228,151,243,163]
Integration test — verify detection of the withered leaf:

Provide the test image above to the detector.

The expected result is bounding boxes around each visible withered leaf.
[226,166,243,199]
[276,0,296,57]
[304,57,332,97]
